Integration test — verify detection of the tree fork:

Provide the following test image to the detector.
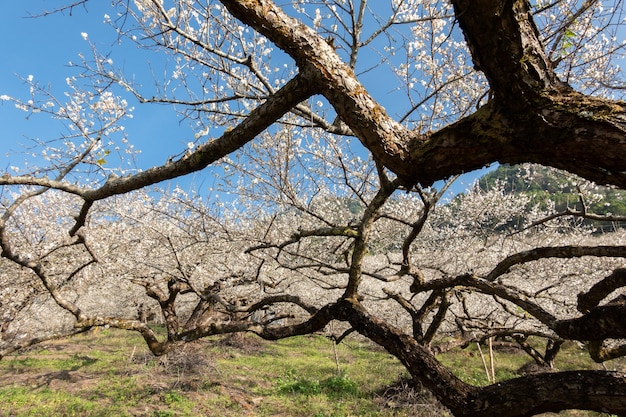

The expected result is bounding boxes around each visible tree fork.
[219,0,626,190]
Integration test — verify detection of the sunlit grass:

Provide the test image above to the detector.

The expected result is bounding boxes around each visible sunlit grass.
[0,330,623,416]
[0,330,413,417]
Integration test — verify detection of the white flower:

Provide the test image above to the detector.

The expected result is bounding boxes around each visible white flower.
[187,142,195,150]
[81,32,89,40]
[194,127,209,139]
[313,9,322,28]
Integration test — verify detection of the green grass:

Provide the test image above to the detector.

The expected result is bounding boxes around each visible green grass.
[209,334,408,416]
[0,331,412,417]
[437,341,527,386]
[0,331,623,416]
[437,338,625,388]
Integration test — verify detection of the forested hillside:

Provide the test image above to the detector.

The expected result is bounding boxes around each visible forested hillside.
[474,164,626,230]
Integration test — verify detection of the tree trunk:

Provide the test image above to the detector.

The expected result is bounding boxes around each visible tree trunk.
[219,0,626,189]
[336,299,626,417]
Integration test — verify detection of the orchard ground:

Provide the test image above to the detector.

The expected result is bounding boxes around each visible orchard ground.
[0,328,623,417]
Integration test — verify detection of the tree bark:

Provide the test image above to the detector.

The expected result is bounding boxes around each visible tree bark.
[219,0,626,190]
[555,302,626,340]
[578,268,626,313]
[337,299,626,417]
[470,370,626,417]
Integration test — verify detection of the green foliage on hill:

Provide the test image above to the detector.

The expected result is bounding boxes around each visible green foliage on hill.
[476,164,626,217]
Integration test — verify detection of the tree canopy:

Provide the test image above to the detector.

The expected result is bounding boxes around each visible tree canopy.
[2,1,626,416]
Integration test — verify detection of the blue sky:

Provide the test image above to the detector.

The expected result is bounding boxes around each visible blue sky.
[1,2,488,199]
[1,2,195,176]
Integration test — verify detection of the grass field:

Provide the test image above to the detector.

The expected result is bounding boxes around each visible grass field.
[0,328,623,416]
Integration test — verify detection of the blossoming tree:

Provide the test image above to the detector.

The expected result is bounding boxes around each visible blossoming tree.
[2,0,626,415]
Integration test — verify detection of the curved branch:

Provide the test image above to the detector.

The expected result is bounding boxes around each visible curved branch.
[0,176,84,196]
[75,316,165,355]
[578,268,626,313]
[85,71,316,200]
[244,294,319,315]
[470,370,626,417]
[253,302,338,340]
[221,0,626,190]
[516,207,626,234]
[414,273,558,327]
[486,245,626,281]
[0,327,90,360]
[245,225,359,254]
[555,301,626,340]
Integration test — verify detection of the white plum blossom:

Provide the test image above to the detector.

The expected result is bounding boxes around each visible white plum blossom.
[1,4,626,412]
[313,8,322,28]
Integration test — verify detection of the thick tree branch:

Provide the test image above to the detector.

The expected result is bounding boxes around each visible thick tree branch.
[555,300,626,340]
[451,0,566,99]
[220,0,626,190]
[253,302,337,340]
[83,71,317,201]
[413,273,558,327]
[220,0,417,177]
[336,298,626,417]
[578,268,626,313]
[334,299,477,414]
[486,245,626,281]
[0,70,319,223]
[470,370,626,417]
